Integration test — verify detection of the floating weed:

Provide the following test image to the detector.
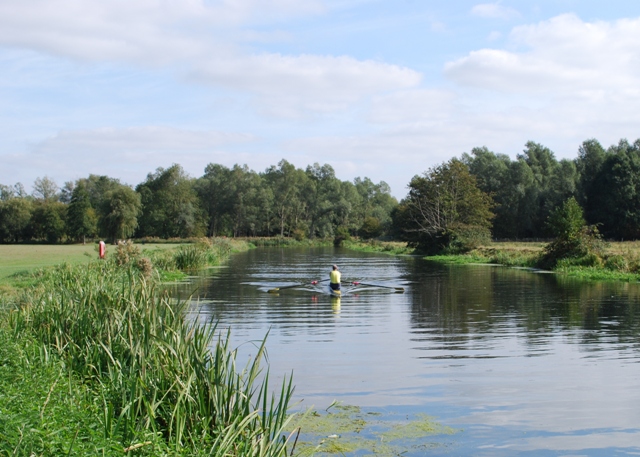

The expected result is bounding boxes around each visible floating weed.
[291,405,459,456]
[376,413,457,441]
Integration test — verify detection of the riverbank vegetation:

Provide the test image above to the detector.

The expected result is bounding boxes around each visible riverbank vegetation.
[0,239,300,456]
[5,137,640,257]
[0,162,396,244]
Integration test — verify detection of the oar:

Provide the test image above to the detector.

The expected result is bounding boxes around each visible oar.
[351,281,405,293]
[268,279,329,293]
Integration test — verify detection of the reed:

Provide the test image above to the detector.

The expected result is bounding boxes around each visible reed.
[8,259,296,455]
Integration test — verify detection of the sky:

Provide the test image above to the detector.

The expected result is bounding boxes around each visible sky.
[2,0,640,199]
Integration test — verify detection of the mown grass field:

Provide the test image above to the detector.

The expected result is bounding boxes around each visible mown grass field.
[0,243,181,282]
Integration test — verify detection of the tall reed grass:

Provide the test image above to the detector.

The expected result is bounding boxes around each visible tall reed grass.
[147,238,240,273]
[8,256,296,455]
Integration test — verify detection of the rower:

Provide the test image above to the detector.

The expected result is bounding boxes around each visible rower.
[330,264,341,292]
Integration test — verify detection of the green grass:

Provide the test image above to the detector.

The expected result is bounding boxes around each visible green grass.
[424,254,492,264]
[241,237,331,248]
[1,239,296,456]
[343,240,414,255]
[0,243,181,283]
[554,265,640,282]
[0,327,137,456]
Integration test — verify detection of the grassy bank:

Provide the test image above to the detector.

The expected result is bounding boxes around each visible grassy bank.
[344,239,640,282]
[0,238,296,456]
[429,242,640,282]
[241,236,332,248]
[342,239,414,255]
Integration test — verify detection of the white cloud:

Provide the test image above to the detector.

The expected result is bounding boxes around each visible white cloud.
[471,2,520,20]
[1,126,256,187]
[445,14,640,95]
[368,89,455,124]
[192,53,422,118]
[0,0,421,118]
[33,126,254,153]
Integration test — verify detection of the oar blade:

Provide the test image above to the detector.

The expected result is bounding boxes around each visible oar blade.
[352,281,404,293]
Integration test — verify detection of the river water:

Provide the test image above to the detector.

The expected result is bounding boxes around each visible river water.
[172,247,640,456]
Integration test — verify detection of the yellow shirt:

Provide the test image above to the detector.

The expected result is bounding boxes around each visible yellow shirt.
[330,270,341,284]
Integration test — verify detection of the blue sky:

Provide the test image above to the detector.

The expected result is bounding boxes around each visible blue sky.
[2,0,640,198]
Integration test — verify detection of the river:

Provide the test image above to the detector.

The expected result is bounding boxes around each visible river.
[172,247,640,456]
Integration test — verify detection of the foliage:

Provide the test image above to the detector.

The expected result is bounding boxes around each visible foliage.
[136,164,205,238]
[539,197,606,269]
[28,200,67,243]
[359,216,383,239]
[66,182,98,243]
[0,327,133,456]
[586,139,640,239]
[333,225,351,247]
[98,185,142,241]
[343,239,413,255]
[32,176,60,201]
[0,197,33,242]
[395,159,494,254]
[7,259,296,455]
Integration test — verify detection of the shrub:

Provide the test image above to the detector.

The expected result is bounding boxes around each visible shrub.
[333,225,351,247]
[360,216,383,239]
[539,197,606,269]
[445,223,492,254]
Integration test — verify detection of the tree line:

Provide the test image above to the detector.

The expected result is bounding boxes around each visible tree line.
[0,160,397,243]
[2,137,639,249]
[393,137,640,253]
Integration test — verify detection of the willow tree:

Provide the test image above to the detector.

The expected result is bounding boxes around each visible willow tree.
[98,185,141,242]
[394,159,494,254]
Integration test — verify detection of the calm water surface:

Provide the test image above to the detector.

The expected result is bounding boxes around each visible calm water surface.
[173,247,640,456]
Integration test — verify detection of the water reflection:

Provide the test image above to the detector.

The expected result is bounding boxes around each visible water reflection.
[171,247,640,456]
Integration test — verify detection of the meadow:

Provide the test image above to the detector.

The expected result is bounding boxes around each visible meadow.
[0,243,181,282]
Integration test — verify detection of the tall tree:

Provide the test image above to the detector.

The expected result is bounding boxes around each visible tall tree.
[67,183,97,244]
[32,176,59,201]
[263,160,306,237]
[518,141,561,237]
[0,197,33,242]
[136,164,203,238]
[352,177,396,238]
[196,164,234,236]
[98,185,142,242]
[575,138,607,224]
[29,201,67,243]
[395,159,494,253]
[304,163,340,238]
[588,139,640,239]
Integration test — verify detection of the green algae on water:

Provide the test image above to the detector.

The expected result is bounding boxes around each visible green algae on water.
[291,404,459,456]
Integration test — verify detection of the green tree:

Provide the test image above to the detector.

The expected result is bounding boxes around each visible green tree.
[0,197,33,242]
[518,141,562,237]
[588,139,640,239]
[353,177,397,237]
[30,201,67,243]
[462,147,512,238]
[540,197,603,268]
[304,163,340,238]
[395,159,494,254]
[67,183,97,244]
[196,164,234,236]
[263,160,307,237]
[136,165,203,238]
[32,176,60,201]
[196,164,268,237]
[360,216,383,239]
[98,185,142,242]
[575,138,606,217]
